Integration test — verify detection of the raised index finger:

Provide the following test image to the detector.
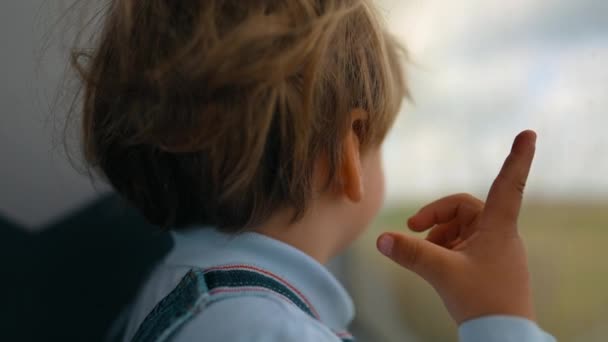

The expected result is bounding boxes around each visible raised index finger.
[481,130,537,231]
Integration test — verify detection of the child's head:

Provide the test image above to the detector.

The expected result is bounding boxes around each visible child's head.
[72,0,407,233]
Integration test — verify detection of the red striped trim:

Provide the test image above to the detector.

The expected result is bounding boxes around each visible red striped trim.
[336,331,353,338]
[204,264,320,319]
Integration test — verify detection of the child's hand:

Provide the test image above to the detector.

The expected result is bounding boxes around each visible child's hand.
[376,130,537,324]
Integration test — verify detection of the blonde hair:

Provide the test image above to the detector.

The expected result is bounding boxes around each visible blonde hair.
[72,0,408,230]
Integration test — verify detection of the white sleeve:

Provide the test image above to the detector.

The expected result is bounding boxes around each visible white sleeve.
[172,295,341,342]
[458,316,556,342]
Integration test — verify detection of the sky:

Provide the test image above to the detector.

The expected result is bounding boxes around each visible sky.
[375,0,608,202]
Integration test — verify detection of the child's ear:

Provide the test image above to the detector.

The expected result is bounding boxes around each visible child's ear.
[341,109,367,203]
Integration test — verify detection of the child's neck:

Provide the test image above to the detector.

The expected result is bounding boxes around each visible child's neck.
[255,204,352,265]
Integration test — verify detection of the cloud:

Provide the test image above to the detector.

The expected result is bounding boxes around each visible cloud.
[377,0,608,201]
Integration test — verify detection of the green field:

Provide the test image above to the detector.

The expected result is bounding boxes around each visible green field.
[347,201,608,341]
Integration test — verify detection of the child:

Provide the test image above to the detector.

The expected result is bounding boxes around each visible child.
[71,0,555,341]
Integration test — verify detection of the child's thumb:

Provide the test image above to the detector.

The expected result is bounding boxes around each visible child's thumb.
[377,233,448,282]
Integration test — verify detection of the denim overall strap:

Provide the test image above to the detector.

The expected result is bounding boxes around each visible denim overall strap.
[131,266,355,342]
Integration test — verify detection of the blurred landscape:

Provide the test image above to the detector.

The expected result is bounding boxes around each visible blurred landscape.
[348,201,608,341]
[350,2,608,340]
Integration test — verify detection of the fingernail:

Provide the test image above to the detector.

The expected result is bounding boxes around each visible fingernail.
[378,235,394,256]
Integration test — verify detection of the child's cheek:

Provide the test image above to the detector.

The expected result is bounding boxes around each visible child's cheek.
[364,148,386,221]
[374,153,387,215]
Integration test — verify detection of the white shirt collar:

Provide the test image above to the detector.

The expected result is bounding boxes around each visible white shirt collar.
[165,227,355,330]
